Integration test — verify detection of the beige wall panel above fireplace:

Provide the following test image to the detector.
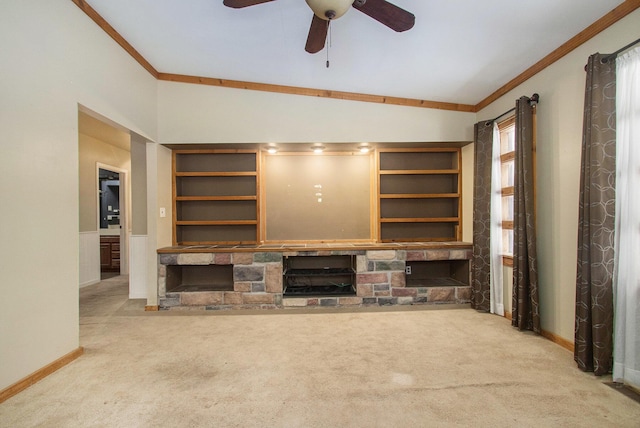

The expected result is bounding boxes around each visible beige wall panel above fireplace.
[264,153,372,241]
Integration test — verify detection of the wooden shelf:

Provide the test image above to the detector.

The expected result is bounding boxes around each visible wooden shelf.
[178,240,258,246]
[380,193,459,199]
[379,217,459,223]
[379,169,459,175]
[381,237,454,243]
[176,220,258,226]
[174,171,257,177]
[176,195,257,201]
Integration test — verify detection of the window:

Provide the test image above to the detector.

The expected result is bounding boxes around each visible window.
[498,117,515,267]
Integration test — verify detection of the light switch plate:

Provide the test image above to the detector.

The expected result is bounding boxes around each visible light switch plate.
[160,207,166,218]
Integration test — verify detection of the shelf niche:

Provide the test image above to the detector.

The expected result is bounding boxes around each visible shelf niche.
[172,150,259,245]
[166,264,234,293]
[405,260,470,288]
[378,148,462,242]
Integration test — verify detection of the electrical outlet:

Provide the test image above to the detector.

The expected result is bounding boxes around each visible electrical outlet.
[405,266,412,275]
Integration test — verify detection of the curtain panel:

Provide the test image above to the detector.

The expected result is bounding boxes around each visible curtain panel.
[613,46,640,388]
[574,53,616,375]
[489,122,505,316]
[512,96,540,333]
[471,122,494,312]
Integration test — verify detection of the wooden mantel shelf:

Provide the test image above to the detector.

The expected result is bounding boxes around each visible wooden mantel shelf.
[157,241,472,254]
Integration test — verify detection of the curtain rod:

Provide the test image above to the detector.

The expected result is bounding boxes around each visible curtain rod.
[601,36,640,63]
[484,93,539,126]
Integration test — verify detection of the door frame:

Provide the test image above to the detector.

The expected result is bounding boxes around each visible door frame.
[96,163,129,275]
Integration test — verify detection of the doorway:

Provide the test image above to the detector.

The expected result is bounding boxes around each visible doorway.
[78,110,132,288]
[97,164,128,280]
[78,107,153,301]
[99,168,120,230]
[99,167,122,279]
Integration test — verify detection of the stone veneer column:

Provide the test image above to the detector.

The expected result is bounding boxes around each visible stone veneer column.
[356,250,407,305]
[233,252,283,306]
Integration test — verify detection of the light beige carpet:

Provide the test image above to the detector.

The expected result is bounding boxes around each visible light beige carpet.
[1,276,639,427]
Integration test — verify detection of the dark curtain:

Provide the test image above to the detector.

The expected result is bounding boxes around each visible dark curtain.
[512,96,540,333]
[574,53,616,375]
[471,121,494,312]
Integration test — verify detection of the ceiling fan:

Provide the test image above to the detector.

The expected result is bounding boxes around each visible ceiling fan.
[223,0,415,53]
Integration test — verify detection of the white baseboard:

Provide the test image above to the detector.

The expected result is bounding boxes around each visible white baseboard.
[79,231,100,287]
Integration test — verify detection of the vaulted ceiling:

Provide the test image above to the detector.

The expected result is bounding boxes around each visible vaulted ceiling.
[80,0,628,108]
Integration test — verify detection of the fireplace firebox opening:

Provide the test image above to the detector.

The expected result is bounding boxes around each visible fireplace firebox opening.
[283,255,356,297]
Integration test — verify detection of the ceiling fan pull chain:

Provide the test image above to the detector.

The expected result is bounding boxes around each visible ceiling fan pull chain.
[326,20,331,68]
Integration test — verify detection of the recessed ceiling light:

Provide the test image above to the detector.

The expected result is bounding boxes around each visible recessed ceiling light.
[267,147,278,154]
[313,145,325,154]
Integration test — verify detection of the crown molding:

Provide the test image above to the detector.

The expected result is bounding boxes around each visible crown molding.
[156,73,476,112]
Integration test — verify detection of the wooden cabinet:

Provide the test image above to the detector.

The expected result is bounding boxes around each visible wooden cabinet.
[100,236,120,272]
[377,148,462,242]
[173,150,259,245]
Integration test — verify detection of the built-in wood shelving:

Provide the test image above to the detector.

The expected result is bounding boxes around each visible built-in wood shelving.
[377,148,462,242]
[172,149,259,245]
[171,146,464,245]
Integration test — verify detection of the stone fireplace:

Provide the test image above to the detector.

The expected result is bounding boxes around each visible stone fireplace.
[157,243,472,310]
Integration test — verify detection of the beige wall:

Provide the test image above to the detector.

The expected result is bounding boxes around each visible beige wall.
[78,134,131,233]
[156,81,478,244]
[130,133,147,236]
[157,82,477,144]
[156,145,174,249]
[0,0,156,390]
[478,9,640,341]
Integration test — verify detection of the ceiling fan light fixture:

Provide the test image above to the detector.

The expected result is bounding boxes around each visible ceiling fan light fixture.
[305,0,353,20]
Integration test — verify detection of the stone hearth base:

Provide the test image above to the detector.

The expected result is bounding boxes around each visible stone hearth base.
[157,244,472,310]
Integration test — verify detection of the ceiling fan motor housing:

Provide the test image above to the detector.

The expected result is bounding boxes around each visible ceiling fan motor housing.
[305,0,353,20]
